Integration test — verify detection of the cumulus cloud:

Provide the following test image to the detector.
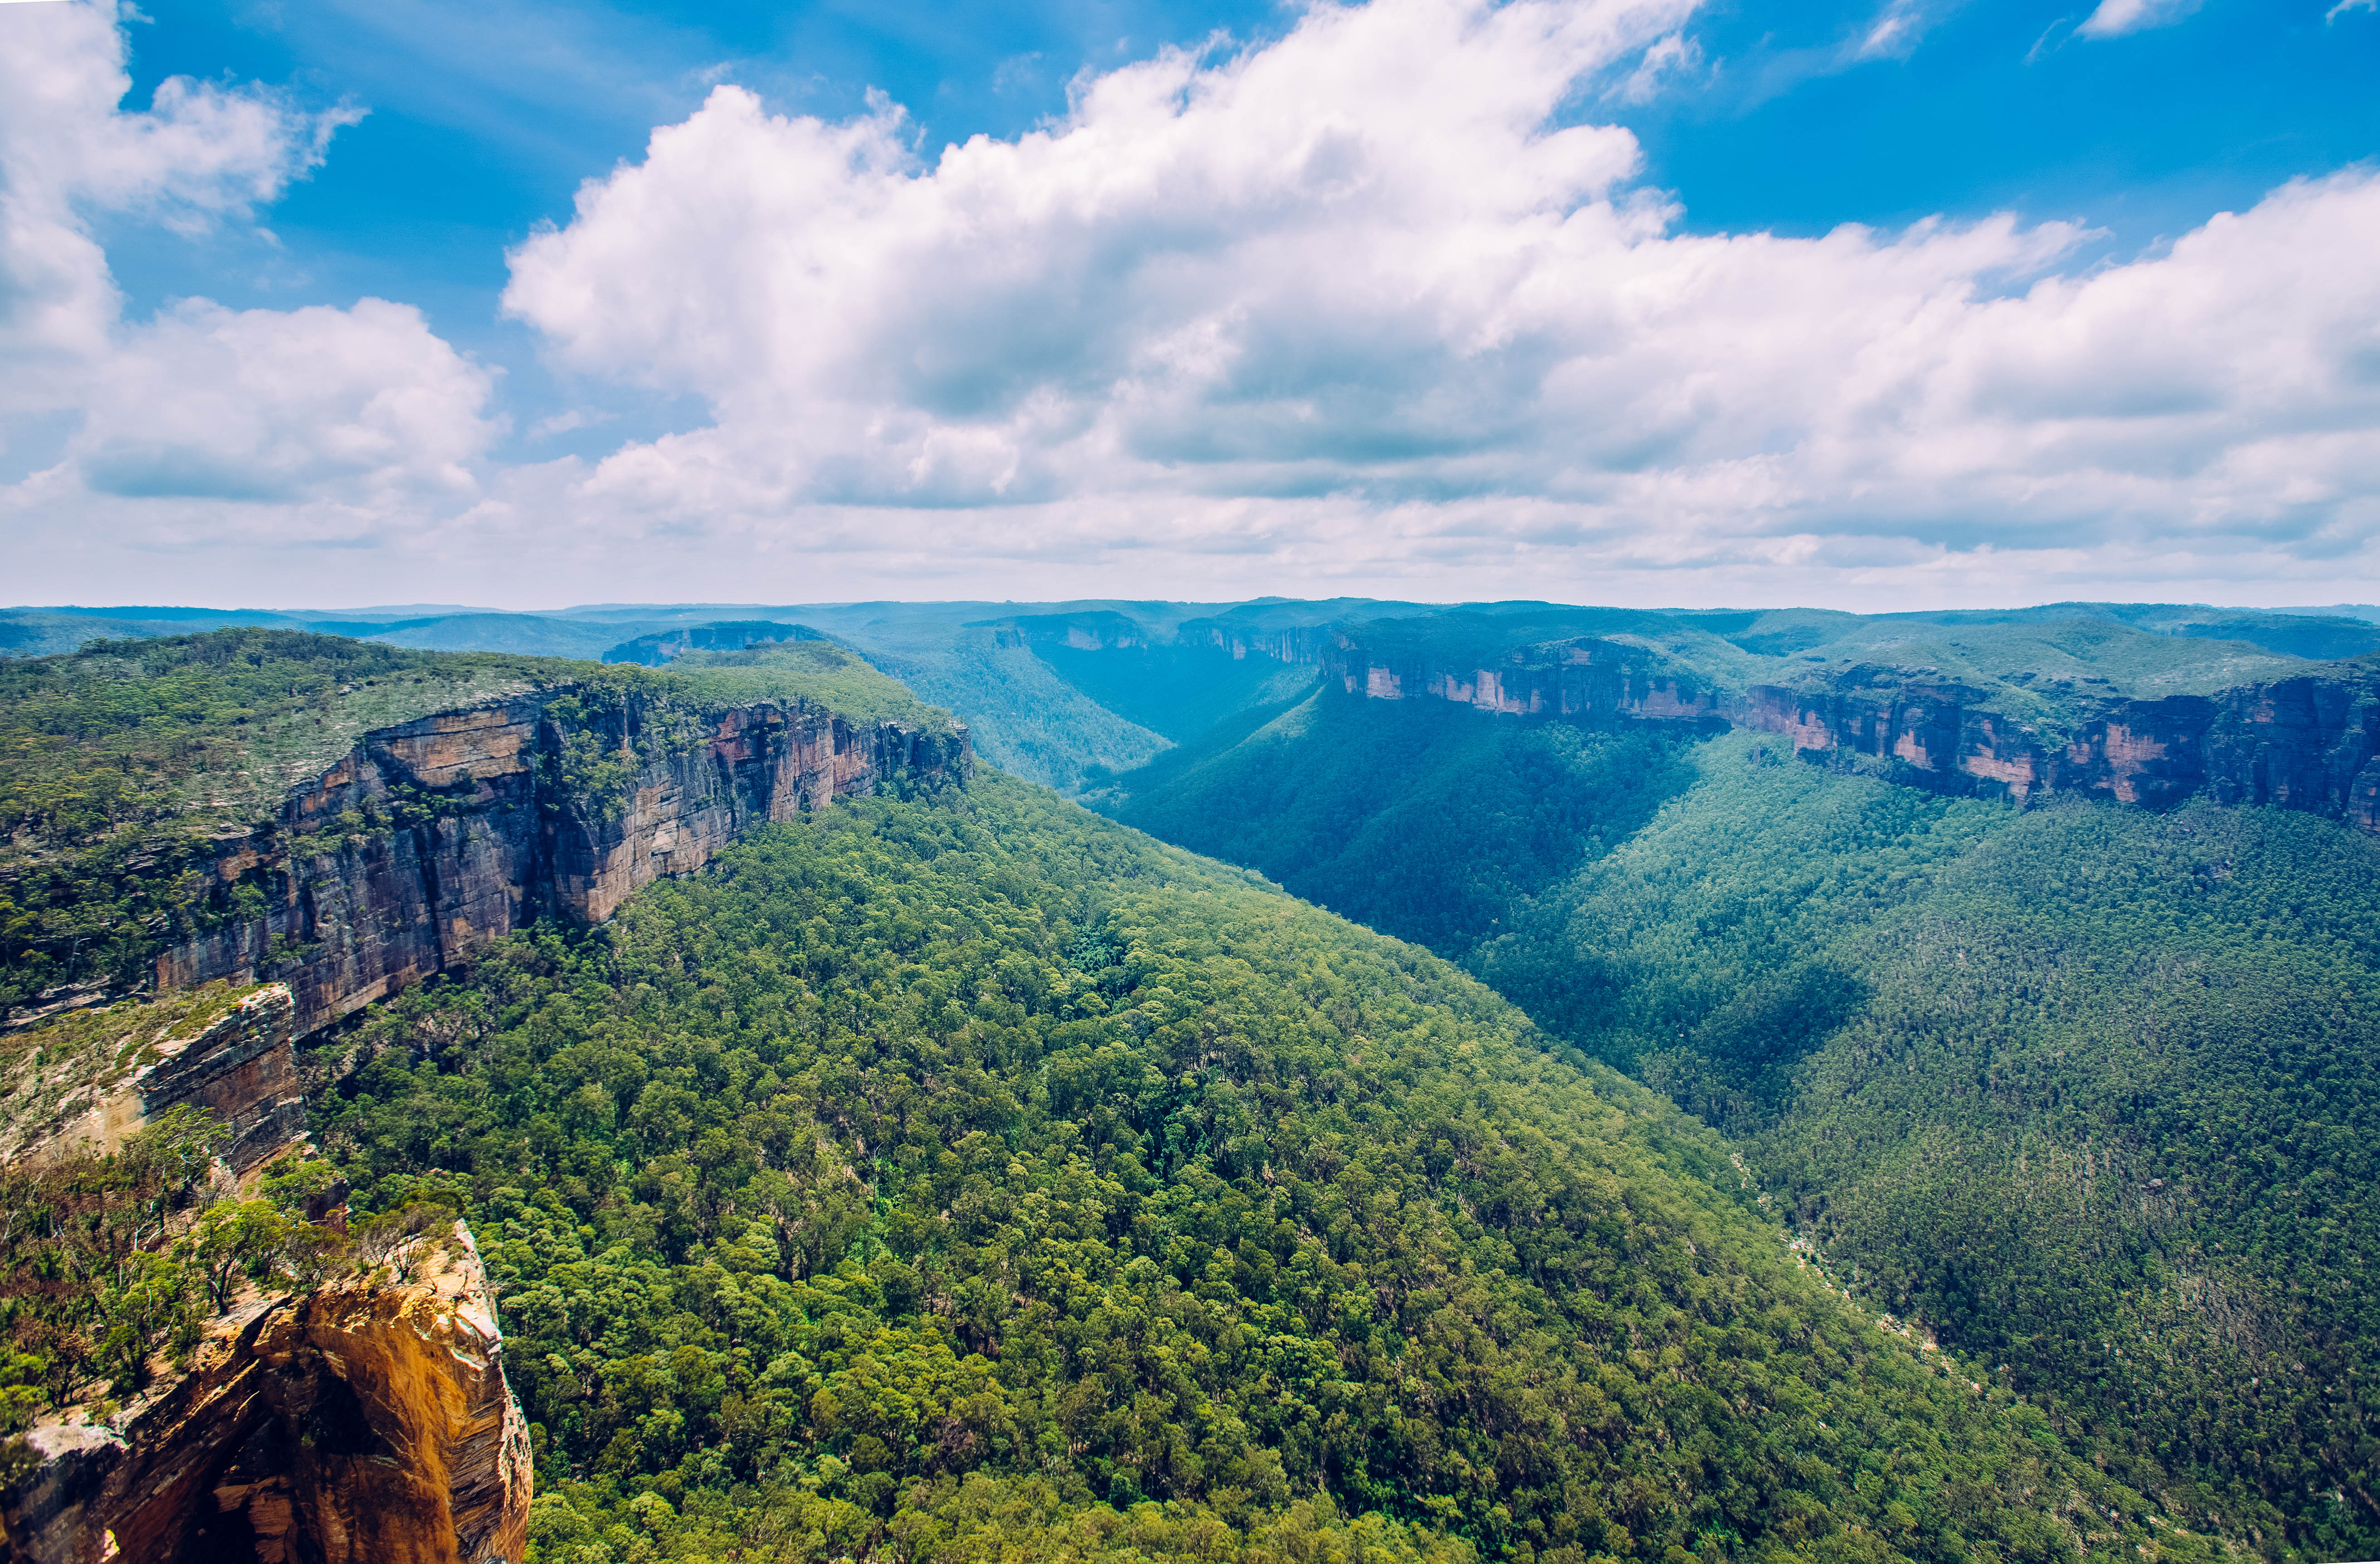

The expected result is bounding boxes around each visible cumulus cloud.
[490,0,2380,602]
[0,0,497,564]
[0,0,346,397]
[8,0,2380,607]
[69,298,494,506]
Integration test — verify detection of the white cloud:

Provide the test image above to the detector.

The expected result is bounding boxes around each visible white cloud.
[0,0,348,393]
[69,298,496,505]
[1610,29,1702,103]
[1854,0,1934,59]
[2075,0,2201,40]
[482,0,2380,605]
[8,0,2380,610]
[0,0,498,561]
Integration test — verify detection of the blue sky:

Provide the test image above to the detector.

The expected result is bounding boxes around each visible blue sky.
[113,0,2376,373]
[5,0,2379,608]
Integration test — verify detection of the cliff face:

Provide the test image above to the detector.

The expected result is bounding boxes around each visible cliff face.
[1179,620,1338,665]
[156,690,971,1037]
[1317,634,1730,728]
[1,984,304,1174]
[987,611,1152,652]
[0,1223,530,1564]
[1735,663,2380,828]
[1288,629,2380,831]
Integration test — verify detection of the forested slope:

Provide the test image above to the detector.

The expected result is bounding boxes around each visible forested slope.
[313,773,2211,1564]
[0,630,949,1013]
[1098,687,2380,1560]
[1102,689,1692,953]
[1475,739,2380,1559]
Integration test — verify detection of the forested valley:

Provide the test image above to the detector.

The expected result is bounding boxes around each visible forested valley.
[1,613,2369,1564]
[1104,685,2380,1563]
[314,773,2204,1563]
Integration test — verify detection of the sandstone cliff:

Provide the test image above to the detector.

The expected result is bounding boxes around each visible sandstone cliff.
[0,1223,530,1564]
[1733,660,2380,828]
[1267,628,2380,832]
[156,687,971,1037]
[1315,631,1731,728]
[986,610,1153,652]
[0,984,302,1174]
[1177,618,1338,666]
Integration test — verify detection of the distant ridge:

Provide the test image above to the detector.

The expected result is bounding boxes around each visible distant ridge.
[601,620,826,666]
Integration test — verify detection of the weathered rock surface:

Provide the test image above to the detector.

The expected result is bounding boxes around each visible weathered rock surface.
[0,985,302,1174]
[987,610,1153,652]
[157,688,971,1037]
[0,1224,530,1564]
[1283,628,2380,830]
[1178,619,1339,666]
[1320,633,1731,728]
[1734,661,2380,827]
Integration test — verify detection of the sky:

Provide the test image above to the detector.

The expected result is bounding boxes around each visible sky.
[1,0,2376,611]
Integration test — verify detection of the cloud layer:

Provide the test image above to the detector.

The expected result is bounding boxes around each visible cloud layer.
[6,0,2380,606]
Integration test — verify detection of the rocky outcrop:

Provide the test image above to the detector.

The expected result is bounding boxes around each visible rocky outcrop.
[0,1224,531,1564]
[1259,625,2380,831]
[1316,633,1730,729]
[156,689,971,1037]
[3,985,304,1174]
[1735,661,2380,828]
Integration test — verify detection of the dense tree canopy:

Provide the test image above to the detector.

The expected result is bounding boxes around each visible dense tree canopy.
[1103,689,2380,1561]
[315,774,2208,1564]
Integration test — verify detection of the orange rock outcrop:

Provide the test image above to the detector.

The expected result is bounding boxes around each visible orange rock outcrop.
[0,1225,530,1564]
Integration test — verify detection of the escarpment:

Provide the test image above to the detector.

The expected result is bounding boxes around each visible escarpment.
[1316,631,1730,726]
[0,1223,531,1564]
[0,984,302,1173]
[156,688,972,1038]
[1263,628,2380,830]
[1733,660,2380,827]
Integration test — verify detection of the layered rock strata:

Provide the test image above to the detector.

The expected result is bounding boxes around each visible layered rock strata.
[0,1224,531,1564]
[1293,630,2380,831]
[1178,620,1338,665]
[1322,634,1730,728]
[987,611,1152,651]
[1733,665,2380,828]
[13,985,305,1173]
[157,690,971,1037]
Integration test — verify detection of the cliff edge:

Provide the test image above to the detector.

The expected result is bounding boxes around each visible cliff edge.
[0,1222,530,1564]
[1296,626,2380,831]
[0,985,303,1174]
[155,685,971,1037]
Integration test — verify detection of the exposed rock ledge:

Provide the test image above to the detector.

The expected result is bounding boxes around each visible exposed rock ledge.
[0,1224,530,1564]
[1302,630,2380,832]
[0,985,303,1175]
[158,687,972,1038]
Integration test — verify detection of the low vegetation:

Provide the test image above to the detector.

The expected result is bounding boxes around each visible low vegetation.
[0,1104,362,1426]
